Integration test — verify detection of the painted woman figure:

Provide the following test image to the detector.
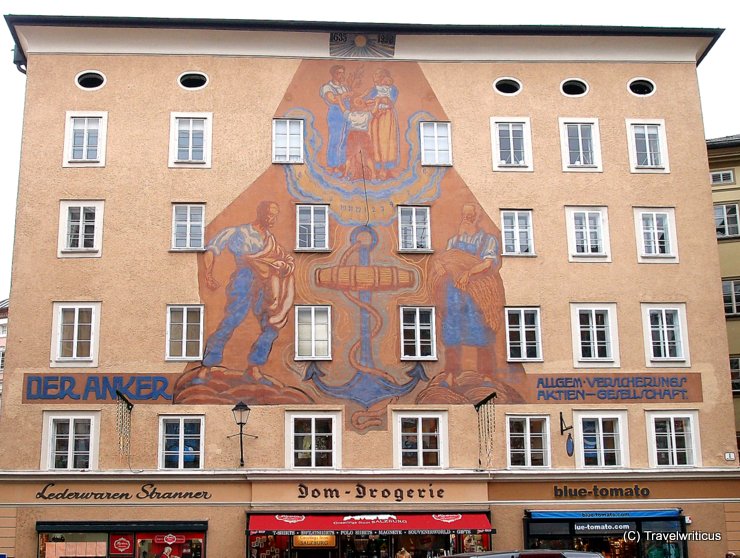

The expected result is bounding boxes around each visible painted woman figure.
[366,68,400,179]
[320,65,351,174]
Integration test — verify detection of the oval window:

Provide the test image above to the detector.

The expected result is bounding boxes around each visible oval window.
[628,78,656,96]
[493,77,522,96]
[179,72,209,90]
[561,78,588,97]
[75,71,106,90]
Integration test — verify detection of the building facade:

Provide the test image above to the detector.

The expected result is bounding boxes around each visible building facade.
[0,298,7,400]
[708,134,740,453]
[1,15,739,558]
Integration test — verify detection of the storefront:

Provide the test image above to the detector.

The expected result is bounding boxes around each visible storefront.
[524,509,685,558]
[247,513,492,558]
[36,521,207,558]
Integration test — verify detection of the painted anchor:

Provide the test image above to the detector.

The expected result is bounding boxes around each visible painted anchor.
[308,225,428,408]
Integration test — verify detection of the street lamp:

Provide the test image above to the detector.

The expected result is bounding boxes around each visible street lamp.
[230,401,257,467]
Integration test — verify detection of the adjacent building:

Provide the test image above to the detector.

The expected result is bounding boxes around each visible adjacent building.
[0,298,7,400]
[1,14,739,558]
[708,134,740,452]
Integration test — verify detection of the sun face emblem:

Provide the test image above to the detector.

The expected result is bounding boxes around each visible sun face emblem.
[354,35,368,48]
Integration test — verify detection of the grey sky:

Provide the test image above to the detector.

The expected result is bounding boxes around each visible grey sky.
[1,0,738,299]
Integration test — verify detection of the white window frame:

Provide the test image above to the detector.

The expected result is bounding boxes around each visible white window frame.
[171,203,206,251]
[400,306,437,360]
[50,302,101,367]
[640,303,690,367]
[41,411,100,470]
[158,415,205,470]
[715,203,740,238]
[558,118,602,172]
[505,307,542,362]
[295,305,332,360]
[296,205,330,251]
[168,112,213,168]
[730,356,740,395]
[626,118,670,173]
[420,121,452,166]
[506,415,550,468]
[57,200,105,258]
[63,111,108,168]
[501,210,535,256]
[393,411,448,468]
[0,317,8,338]
[273,118,304,163]
[711,170,735,185]
[569,303,620,368]
[565,206,611,262]
[723,279,740,316]
[285,411,341,469]
[165,305,204,361]
[398,206,432,252]
[490,117,533,172]
[646,410,700,468]
[633,207,678,263]
[574,410,629,469]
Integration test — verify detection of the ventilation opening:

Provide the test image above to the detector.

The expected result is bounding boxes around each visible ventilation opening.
[629,79,656,96]
[76,72,105,90]
[494,78,522,95]
[561,79,588,96]
[179,72,208,89]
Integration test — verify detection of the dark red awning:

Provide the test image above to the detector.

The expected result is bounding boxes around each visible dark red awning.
[249,513,491,535]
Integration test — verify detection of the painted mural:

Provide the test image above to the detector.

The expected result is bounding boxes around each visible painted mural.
[173,60,525,430]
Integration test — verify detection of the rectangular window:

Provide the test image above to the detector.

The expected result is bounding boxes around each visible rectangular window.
[51,302,101,367]
[296,205,329,250]
[295,306,331,359]
[507,416,549,467]
[0,347,5,372]
[501,210,534,255]
[394,412,447,468]
[731,356,740,396]
[273,118,304,163]
[641,303,689,366]
[42,412,99,470]
[580,416,622,467]
[159,416,204,469]
[420,122,452,165]
[723,279,740,316]
[634,208,678,262]
[490,117,533,171]
[172,204,205,250]
[63,111,108,167]
[166,305,204,360]
[169,112,212,168]
[626,119,669,173]
[715,203,740,238]
[288,413,338,468]
[559,118,602,171]
[570,303,619,367]
[566,207,611,261]
[57,200,104,258]
[648,412,698,467]
[400,307,436,360]
[398,206,431,251]
[711,170,735,185]
[505,307,542,361]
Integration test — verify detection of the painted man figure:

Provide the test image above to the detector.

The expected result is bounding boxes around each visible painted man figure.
[202,200,294,383]
[320,65,351,174]
[432,203,503,374]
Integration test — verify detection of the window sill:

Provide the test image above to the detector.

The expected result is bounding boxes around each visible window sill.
[507,358,543,363]
[421,162,453,167]
[401,356,438,361]
[166,356,203,362]
[294,248,333,253]
[717,235,740,242]
[571,253,609,260]
[502,252,537,257]
[566,164,599,169]
[639,254,677,260]
[67,159,101,164]
[61,248,99,254]
[273,160,305,165]
[295,356,333,361]
[397,249,434,254]
[169,248,206,253]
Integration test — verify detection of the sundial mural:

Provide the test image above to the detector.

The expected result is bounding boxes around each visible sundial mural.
[173,60,526,431]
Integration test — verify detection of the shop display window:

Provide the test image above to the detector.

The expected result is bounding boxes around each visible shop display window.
[136,532,204,558]
[38,532,107,558]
